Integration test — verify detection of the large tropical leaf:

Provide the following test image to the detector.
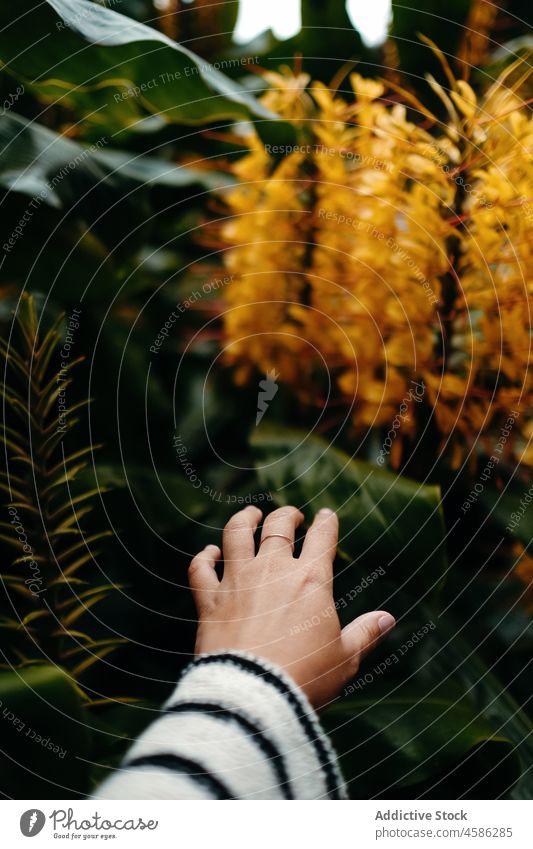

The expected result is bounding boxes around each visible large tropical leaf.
[0,110,228,210]
[0,0,274,134]
[251,426,447,606]
[320,596,531,798]
[0,111,225,299]
[429,621,533,800]
[323,679,521,798]
[323,588,533,798]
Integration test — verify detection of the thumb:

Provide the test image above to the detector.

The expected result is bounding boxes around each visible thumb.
[341,610,396,667]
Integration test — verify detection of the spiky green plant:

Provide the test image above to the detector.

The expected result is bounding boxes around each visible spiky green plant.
[0,294,123,692]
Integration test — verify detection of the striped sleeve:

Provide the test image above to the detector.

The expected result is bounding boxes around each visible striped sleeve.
[94,651,347,800]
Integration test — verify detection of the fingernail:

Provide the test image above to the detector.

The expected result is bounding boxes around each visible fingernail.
[378,613,396,634]
[318,508,334,516]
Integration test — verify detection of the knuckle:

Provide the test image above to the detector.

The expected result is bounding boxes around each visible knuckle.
[259,551,292,567]
[307,528,336,551]
[310,525,334,539]
[344,653,360,680]
[360,621,380,650]
[305,566,328,588]
[269,506,299,521]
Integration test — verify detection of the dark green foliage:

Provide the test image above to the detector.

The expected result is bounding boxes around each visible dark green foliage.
[251,427,533,798]
[0,665,90,798]
[0,0,272,134]
[391,0,473,84]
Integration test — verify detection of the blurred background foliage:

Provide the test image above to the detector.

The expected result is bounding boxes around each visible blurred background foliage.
[0,0,532,799]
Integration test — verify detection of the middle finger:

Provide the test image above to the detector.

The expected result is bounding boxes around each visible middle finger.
[259,506,304,557]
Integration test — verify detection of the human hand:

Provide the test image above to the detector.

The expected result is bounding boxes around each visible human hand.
[189,505,395,709]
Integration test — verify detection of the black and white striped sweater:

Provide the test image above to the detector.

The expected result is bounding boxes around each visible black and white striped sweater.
[96,652,347,800]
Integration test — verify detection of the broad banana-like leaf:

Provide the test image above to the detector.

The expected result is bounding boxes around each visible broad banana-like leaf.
[0,0,274,132]
[251,426,447,606]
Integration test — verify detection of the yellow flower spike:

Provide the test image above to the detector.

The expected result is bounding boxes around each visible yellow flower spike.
[214,63,533,468]
[260,67,312,120]
[450,80,478,119]
[350,73,385,101]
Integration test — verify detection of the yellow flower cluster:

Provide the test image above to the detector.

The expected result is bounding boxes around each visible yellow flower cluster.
[218,66,533,466]
[304,76,452,433]
[219,70,311,384]
[424,71,533,465]
[221,138,308,384]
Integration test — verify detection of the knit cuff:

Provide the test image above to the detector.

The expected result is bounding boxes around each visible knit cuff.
[165,651,347,799]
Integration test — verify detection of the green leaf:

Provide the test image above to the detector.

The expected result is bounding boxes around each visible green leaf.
[90,464,212,531]
[87,699,155,777]
[0,0,274,132]
[0,664,90,798]
[251,426,448,606]
[94,147,231,191]
[323,679,520,797]
[428,620,533,799]
[0,111,225,299]
[321,608,531,797]
[0,111,227,210]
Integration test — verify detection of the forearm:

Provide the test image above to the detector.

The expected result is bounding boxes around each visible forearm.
[94,652,346,800]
